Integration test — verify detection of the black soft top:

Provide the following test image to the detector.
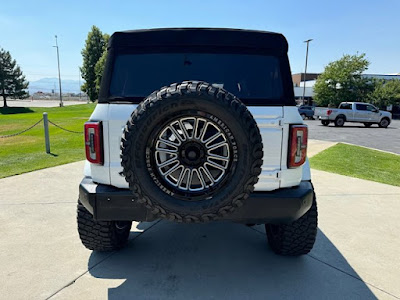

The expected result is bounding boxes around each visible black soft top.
[108,28,288,53]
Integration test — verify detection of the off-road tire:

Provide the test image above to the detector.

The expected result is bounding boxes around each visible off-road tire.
[334,116,345,127]
[265,196,318,256]
[120,81,263,223]
[77,201,132,251]
[321,120,329,126]
[364,123,372,128]
[378,118,390,128]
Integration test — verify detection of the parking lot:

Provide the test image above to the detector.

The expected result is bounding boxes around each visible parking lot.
[3,99,87,108]
[305,119,400,154]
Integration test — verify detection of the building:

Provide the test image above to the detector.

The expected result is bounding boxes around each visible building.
[292,73,320,87]
[292,73,400,106]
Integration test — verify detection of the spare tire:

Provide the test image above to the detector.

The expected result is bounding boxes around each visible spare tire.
[120,81,263,223]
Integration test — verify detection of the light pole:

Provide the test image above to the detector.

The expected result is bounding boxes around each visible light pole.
[78,68,81,100]
[302,39,313,105]
[53,35,63,107]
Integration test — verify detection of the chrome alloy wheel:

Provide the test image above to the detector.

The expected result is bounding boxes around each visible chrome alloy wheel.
[153,116,232,193]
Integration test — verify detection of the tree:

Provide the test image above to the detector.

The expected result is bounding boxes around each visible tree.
[369,79,400,109]
[80,26,108,101]
[0,48,29,107]
[94,33,109,93]
[313,53,373,107]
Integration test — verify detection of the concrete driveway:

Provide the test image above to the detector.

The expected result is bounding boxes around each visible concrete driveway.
[305,119,400,154]
[1,151,400,299]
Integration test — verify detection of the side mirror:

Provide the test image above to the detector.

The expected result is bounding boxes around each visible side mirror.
[373,109,379,113]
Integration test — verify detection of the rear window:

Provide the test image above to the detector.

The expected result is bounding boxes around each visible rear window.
[339,103,352,110]
[109,53,283,103]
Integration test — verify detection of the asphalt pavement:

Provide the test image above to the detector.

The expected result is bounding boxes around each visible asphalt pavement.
[305,119,400,154]
[1,142,400,299]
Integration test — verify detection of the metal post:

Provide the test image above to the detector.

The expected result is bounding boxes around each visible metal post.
[43,112,50,154]
[302,39,313,106]
[54,35,63,107]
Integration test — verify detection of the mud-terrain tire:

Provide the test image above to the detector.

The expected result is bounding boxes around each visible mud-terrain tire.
[321,120,329,126]
[265,196,318,256]
[77,201,132,251]
[334,116,345,127]
[378,118,390,128]
[120,81,263,223]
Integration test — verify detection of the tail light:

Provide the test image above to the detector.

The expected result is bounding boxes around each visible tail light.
[327,109,332,116]
[288,125,308,168]
[84,121,103,165]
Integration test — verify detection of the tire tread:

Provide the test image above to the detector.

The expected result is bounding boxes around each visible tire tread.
[77,201,131,251]
[266,197,318,256]
[120,81,263,223]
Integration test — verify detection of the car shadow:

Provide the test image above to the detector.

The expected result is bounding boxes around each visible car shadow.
[88,221,378,299]
[316,124,397,129]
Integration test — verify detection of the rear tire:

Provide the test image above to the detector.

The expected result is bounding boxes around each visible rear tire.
[266,196,318,256]
[77,201,132,251]
[334,117,345,127]
[120,81,262,223]
[378,118,390,128]
[321,120,329,126]
[300,113,306,120]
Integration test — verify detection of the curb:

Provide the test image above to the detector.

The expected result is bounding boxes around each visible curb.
[340,142,400,156]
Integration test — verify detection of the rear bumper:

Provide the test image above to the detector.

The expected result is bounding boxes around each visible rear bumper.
[79,177,314,224]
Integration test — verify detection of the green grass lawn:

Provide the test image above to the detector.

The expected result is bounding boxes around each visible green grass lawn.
[0,104,95,178]
[310,143,400,186]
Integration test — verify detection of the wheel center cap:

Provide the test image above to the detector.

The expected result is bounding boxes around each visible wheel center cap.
[188,150,197,159]
[180,142,205,166]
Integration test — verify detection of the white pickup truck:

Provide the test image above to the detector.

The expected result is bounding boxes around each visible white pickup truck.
[314,102,392,128]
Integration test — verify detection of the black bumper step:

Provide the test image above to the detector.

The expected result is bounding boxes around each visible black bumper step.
[79,177,314,224]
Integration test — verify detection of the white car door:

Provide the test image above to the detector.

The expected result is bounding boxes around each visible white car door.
[354,103,369,121]
[366,104,380,122]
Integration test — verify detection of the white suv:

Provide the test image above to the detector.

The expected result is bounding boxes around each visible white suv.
[78,28,317,256]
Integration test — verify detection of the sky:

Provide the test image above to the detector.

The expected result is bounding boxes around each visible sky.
[1,0,399,83]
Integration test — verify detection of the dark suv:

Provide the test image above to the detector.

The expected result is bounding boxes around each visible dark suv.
[298,105,315,120]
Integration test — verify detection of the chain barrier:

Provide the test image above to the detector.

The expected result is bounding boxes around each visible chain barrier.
[1,118,83,139]
[0,118,43,138]
[47,120,83,134]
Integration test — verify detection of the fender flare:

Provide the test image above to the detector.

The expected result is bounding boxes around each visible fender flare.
[336,114,346,121]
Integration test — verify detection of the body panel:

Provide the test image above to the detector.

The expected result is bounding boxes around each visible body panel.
[86,104,306,191]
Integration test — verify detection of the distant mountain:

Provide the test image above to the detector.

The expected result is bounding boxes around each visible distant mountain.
[28,78,83,94]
